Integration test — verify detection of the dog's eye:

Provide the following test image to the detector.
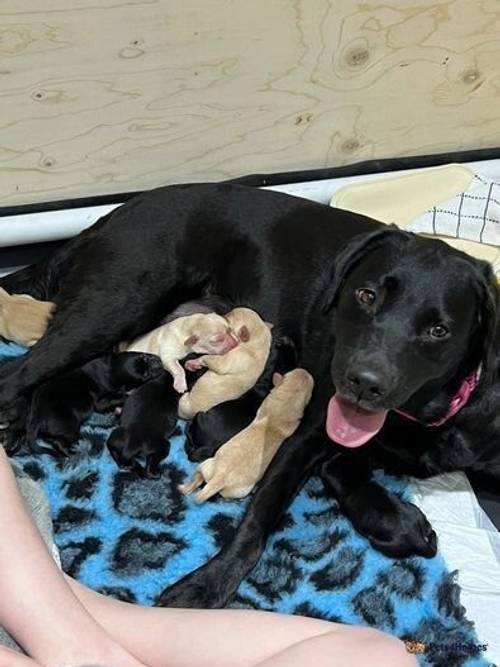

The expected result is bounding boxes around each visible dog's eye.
[355,288,376,306]
[429,324,450,339]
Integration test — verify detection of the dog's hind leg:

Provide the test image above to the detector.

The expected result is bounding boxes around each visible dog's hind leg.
[0,261,54,300]
[0,282,182,419]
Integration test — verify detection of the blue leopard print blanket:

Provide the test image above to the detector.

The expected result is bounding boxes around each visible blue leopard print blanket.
[2,341,490,667]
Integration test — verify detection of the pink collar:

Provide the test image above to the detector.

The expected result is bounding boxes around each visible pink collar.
[395,366,481,427]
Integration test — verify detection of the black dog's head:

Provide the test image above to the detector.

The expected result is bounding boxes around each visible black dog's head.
[323,227,499,446]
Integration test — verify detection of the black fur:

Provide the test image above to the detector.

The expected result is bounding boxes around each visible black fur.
[0,182,498,610]
[106,371,179,478]
[25,352,162,456]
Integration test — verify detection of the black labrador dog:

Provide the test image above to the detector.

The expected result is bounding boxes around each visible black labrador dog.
[0,182,498,610]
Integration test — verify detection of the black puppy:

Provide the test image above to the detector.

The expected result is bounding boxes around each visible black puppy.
[185,334,297,462]
[25,352,162,456]
[106,371,179,478]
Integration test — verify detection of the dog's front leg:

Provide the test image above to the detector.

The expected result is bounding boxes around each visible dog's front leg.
[321,453,437,558]
[155,425,330,608]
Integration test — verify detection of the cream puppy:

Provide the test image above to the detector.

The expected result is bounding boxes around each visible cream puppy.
[178,307,272,419]
[179,368,314,501]
[123,312,237,393]
[0,287,55,347]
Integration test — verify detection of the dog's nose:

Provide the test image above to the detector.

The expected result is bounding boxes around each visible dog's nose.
[345,369,388,400]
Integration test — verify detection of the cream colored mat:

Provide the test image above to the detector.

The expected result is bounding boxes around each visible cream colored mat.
[330,164,500,274]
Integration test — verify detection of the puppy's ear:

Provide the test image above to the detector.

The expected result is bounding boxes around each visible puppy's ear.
[472,260,499,380]
[238,325,250,342]
[272,372,284,387]
[321,225,408,314]
[184,334,199,347]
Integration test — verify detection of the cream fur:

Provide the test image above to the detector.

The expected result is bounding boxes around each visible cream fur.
[179,368,314,502]
[123,312,235,393]
[0,287,55,347]
[178,307,273,418]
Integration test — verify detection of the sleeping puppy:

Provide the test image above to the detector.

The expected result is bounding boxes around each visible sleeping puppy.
[106,371,179,478]
[180,369,314,501]
[178,308,272,419]
[0,287,55,347]
[25,352,162,456]
[122,311,238,393]
[185,334,297,462]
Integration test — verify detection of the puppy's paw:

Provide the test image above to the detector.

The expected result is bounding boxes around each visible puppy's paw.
[173,375,188,393]
[185,358,203,372]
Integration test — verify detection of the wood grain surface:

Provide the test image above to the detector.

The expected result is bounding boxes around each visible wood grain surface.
[1,0,499,205]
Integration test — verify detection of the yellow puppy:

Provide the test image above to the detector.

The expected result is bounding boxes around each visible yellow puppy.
[178,307,272,419]
[0,287,55,347]
[180,368,314,502]
[123,312,238,393]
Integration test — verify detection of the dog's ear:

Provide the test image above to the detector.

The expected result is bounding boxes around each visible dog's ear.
[238,325,250,342]
[272,372,284,387]
[472,260,499,379]
[184,334,199,347]
[321,225,408,314]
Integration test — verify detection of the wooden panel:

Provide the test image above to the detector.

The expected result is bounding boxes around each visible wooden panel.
[1,0,500,205]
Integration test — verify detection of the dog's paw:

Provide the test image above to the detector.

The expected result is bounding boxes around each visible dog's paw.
[173,375,188,394]
[185,358,203,372]
[155,560,232,608]
[361,499,437,559]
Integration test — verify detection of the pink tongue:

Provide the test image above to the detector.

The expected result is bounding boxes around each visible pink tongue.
[326,395,388,447]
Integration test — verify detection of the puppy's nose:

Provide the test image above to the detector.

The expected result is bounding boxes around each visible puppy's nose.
[345,369,388,400]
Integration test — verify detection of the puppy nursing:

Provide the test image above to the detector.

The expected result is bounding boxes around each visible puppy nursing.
[0,287,55,347]
[180,369,314,502]
[178,307,272,419]
[123,312,237,393]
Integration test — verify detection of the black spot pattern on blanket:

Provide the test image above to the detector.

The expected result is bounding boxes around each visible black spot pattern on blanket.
[96,585,137,603]
[64,471,100,501]
[436,571,468,622]
[61,537,102,578]
[112,528,187,576]
[112,467,186,523]
[53,506,97,532]
[377,560,425,600]
[353,585,396,630]
[310,546,366,590]
[206,512,239,549]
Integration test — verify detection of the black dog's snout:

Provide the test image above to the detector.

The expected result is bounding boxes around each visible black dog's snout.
[345,368,388,400]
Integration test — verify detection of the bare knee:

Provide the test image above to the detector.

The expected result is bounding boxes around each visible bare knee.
[359,628,418,666]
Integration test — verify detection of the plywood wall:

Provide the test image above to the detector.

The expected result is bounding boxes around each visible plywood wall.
[1,0,500,205]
